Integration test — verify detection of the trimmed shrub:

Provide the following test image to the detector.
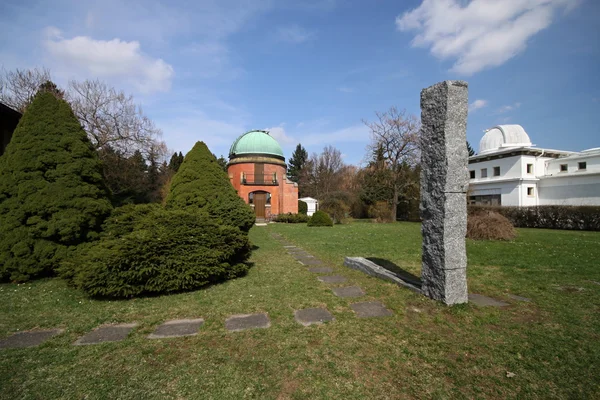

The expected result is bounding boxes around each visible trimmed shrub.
[320,199,350,224]
[467,210,516,241]
[307,210,333,227]
[0,91,112,282]
[61,207,251,298]
[165,142,255,232]
[298,200,308,215]
[468,205,600,231]
[273,213,309,223]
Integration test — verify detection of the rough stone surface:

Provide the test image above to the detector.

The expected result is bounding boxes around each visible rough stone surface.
[0,329,64,349]
[420,80,469,305]
[308,266,334,274]
[507,294,531,302]
[317,275,348,284]
[350,302,393,318]
[225,313,270,332]
[148,319,204,339]
[294,308,334,326]
[344,257,421,293]
[468,294,509,307]
[298,258,323,266]
[332,286,365,298]
[74,323,138,345]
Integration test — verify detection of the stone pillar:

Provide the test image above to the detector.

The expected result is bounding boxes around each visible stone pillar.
[419,81,469,305]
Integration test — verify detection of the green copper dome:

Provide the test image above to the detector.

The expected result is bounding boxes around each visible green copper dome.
[229,130,285,160]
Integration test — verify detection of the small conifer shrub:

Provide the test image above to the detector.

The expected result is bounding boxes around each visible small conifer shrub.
[298,200,308,215]
[307,210,334,227]
[0,90,112,282]
[165,142,255,232]
[61,206,251,297]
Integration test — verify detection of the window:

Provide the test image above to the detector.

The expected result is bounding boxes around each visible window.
[469,170,475,179]
[527,187,534,197]
[493,166,500,176]
[578,162,587,170]
[481,168,488,178]
[560,164,568,172]
[248,192,254,204]
[527,164,533,174]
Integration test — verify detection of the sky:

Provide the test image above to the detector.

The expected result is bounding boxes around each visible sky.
[1,0,599,165]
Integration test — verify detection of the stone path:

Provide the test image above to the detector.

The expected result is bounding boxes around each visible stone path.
[2,232,523,349]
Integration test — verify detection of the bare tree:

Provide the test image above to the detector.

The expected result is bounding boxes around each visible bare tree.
[0,67,52,112]
[68,79,166,159]
[363,106,420,221]
[299,145,345,199]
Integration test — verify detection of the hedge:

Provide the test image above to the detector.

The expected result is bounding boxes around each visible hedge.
[298,200,308,215]
[273,213,309,223]
[60,206,251,297]
[468,205,600,231]
[0,91,112,282]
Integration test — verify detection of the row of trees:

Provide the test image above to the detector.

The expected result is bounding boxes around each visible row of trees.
[0,67,172,206]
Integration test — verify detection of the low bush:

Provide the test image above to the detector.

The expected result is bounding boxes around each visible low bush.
[273,213,309,223]
[468,205,600,231]
[60,207,251,297]
[467,210,516,241]
[320,198,350,224]
[369,201,393,223]
[307,210,333,227]
[298,200,308,215]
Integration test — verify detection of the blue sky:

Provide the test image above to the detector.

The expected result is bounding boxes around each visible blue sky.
[1,0,599,165]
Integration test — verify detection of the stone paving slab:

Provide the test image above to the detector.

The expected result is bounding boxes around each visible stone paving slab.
[74,323,138,345]
[332,286,365,298]
[298,258,324,266]
[294,308,334,326]
[308,266,334,274]
[0,329,64,349]
[507,294,531,302]
[148,319,204,339]
[468,294,509,307]
[283,245,297,248]
[351,302,393,318]
[225,313,270,332]
[317,275,348,284]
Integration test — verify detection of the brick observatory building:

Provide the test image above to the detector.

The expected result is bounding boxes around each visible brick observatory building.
[228,130,298,220]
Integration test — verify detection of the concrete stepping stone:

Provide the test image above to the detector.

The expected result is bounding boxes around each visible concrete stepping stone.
[507,294,531,302]
[294,308,334,326]
[308,266,334,274]
[351,302,393,318]
[74,323,138,345]
[332,286,365,298]
[468,294,509,307]
[225,313,270,332]
[318,275,348,284]
[283,245,297,249]
[148,319,204,339]
[0,329,64,349]
[298,258,324,266]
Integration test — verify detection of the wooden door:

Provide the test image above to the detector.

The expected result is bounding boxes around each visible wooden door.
[254,192,266,218]
[254,163,264,184]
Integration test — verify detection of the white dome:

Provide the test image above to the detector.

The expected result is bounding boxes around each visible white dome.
[479,125,532,154]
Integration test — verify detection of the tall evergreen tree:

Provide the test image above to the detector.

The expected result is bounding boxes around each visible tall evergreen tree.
[165,142,255,232]
[0,90,112,282]
[168,151,184,172]
[467,141,476,157]
[287,143,308,183]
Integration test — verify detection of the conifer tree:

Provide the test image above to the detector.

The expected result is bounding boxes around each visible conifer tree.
[467,141,476,157]
[165,142,255,232]
[287,143,308,183]
[0,90,112,282]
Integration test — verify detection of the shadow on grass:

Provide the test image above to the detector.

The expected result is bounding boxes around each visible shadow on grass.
[366,257,422,288]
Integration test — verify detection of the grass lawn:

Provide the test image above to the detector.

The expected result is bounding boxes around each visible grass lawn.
[1,222,599,399]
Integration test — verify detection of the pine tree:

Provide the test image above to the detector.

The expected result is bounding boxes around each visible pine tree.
[0,90,112,282]
[467,141,476,157]
[165,142,255,232]
[287,143,308,183]
[168,151,185,172]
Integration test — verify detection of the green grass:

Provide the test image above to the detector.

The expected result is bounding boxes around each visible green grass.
[1,222,599,399]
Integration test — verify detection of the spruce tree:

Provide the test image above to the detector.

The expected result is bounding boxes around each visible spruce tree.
[467,141,476,157]
[287,143,308,183]
[165,142,255,232]
[0,91,112,282]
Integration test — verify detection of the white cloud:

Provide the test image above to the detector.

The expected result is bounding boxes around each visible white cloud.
[277,25,317,44]
[396,0,581,75]
[496,102,521,114]
[266,125,296,145]
[44,28,173,93]
[469,99,488,112]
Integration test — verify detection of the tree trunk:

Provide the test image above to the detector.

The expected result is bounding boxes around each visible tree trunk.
[391,184,398,221]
